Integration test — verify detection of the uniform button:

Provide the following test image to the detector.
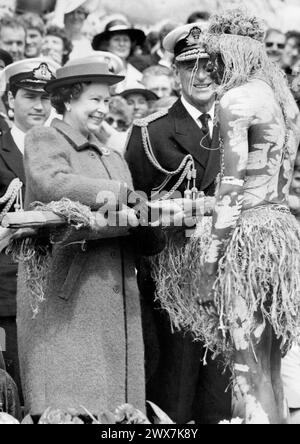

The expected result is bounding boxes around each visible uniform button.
[113,285,121,294]
[111,251,117,259]
[89,152,96,158]
[101,147,110,156]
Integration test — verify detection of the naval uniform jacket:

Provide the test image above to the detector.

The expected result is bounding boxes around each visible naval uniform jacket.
[125,99,231,424]
[125,98,220,199]
[0,130,25,317]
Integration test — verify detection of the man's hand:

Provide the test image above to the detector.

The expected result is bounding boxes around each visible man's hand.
[148,197,215,227]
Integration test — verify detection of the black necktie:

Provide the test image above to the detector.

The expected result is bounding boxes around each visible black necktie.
[199,113,212,147]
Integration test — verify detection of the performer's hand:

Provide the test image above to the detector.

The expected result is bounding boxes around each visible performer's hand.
[178,196,215,219]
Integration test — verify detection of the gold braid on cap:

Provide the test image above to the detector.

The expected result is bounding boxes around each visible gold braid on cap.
[176,48,208,62]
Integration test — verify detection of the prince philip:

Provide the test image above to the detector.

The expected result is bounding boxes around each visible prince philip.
[125,23,231,424]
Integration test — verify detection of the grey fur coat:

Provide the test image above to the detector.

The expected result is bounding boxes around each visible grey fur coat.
[17,119,157,417]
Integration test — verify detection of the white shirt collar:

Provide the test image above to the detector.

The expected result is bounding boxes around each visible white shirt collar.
[11,124,26,155]
[181,96,215,136]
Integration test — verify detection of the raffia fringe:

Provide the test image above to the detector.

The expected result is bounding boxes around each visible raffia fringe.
[7,199,95,318]
[205,33,295,131]
[33,198,95,229]
[151,207,300,361]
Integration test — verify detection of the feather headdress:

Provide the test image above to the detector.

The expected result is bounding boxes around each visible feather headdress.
[206,9,294,118]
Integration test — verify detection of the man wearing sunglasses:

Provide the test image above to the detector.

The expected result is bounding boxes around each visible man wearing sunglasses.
[105,95,132,132]
[105,115,128,132]
[265,28,286,65]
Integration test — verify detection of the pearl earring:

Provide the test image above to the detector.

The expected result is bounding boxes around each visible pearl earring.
[8,109,14,119]
[66,104,71,112]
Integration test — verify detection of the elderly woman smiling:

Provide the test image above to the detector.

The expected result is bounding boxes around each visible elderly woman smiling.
[17,55,165,419]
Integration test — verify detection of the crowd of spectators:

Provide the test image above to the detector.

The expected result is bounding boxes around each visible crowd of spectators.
[0,1,299,149]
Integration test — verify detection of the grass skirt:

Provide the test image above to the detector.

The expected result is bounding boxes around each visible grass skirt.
[151,205,300,361]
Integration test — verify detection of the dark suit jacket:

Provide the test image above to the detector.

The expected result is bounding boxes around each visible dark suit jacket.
[0,130,25,317]
[0,116,10,137]
[125,100,231,424]
[125,99,220,199]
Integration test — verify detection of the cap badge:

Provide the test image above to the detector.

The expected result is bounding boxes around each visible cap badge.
[104,57,115,73]
[186,27,203,47]
[33,63,53,81]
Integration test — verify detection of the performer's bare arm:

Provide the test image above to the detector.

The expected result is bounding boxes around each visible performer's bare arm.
[205,78,300,275]
[205,88,251,275]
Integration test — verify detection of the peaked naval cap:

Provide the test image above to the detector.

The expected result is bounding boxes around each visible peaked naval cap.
[2,58,59,93]
[163,23,209,62]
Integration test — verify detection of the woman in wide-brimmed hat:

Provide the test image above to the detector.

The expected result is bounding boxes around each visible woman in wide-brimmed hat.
[92,18,146,94]
[17,53,165,419]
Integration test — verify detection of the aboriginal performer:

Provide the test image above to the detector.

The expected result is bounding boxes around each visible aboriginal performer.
[152,10,300,424]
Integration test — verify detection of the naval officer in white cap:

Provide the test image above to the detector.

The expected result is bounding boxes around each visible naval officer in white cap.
[126,23,231,424]
[0,57,58,402]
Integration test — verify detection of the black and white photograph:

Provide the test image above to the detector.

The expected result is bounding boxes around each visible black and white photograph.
[0,0,300,427]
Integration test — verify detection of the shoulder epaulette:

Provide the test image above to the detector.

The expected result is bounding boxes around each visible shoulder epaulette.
[134,109,169,128]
